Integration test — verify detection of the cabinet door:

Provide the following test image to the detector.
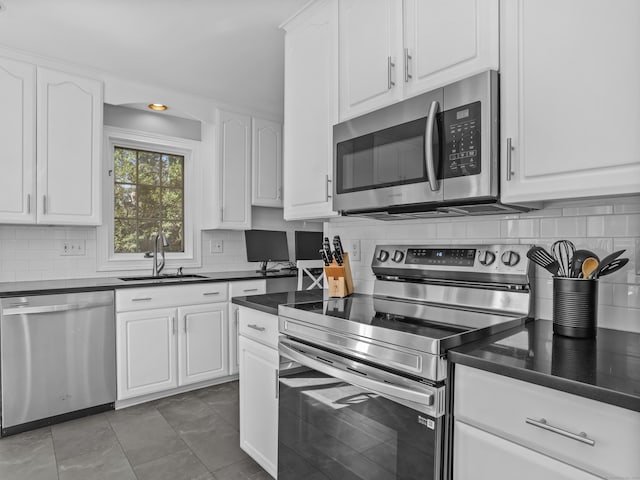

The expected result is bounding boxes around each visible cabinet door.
[454,421,603,480]
[252,117,283,207]
[238,335,279,478]
[178,303,228,386]
[403,0,499,97]
[36,67,103,225]
[0,57,36,224]
[338,0,402,119]
[116,308,178,400]
[282,0,339,221]
[500,0,640,203]
[218,109,252,229]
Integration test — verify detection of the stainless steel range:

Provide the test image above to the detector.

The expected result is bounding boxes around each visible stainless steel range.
[277,244,533,480]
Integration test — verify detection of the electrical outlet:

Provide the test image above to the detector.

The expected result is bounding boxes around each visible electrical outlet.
[60,240,86,256]
[350,239,361,262]
[210,239,224,254]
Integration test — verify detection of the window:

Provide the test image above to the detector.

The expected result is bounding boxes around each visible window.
[98,127,201,272]
[113,147,185,253]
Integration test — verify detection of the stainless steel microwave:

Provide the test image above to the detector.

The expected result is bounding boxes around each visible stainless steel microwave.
[333,71,532,219]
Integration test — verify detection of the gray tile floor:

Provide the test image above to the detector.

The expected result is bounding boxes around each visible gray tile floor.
[0,381,272,480]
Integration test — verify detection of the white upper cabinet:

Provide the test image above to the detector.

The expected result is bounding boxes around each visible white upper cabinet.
[218,109,252,229]
[37,67,103,225]
[338,0,499,120]
[338,0,402,119]
[251,117,283,207]
[403,0,499,98]
[0,59,103,225]
[0,57,36,224]
[282,0,339,221]
[500,0,640,203]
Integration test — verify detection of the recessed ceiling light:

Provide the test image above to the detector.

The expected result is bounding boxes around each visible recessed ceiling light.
[148,103,168,111]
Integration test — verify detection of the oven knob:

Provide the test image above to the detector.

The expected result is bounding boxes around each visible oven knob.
[377,249,390,262]
[478,251,496,266]
[392,250,405,263]
[501,250,521,267]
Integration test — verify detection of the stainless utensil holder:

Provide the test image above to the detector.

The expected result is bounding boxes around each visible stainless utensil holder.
[553,277,598,338]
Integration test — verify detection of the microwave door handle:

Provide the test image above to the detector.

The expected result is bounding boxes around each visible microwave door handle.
[425,100,440,192]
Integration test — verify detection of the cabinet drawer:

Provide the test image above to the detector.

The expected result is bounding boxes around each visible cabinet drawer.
[229,279,267,298]
[238,306,279,348]
[454,365,640,479]
[116,283,228,312]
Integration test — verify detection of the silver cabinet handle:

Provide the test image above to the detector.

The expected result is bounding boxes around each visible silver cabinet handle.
[387,56,396,89]
[525,417,595,446]
[506,137,515,181]
[247,324,266,332]
[404,48,412,82]
[42,195,47,214]
[243,288,259,293]
[275,369,279,399]
[27,194,31,214]
[425,100,440,192]
[325,175,332,201]
[132,297,152,302]
[202,291,221,296]
[172,315,177,336]
[184,315,188,334]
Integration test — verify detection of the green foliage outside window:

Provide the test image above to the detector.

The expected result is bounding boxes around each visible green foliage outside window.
[113,146,185,253]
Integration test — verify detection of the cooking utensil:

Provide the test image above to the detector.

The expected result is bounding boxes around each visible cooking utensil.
[551,240,575,277]
[333,236,344,265]
[570,249,598,278]
[580,257,599,279]
[591,257,629,279]
[595,249,626,272]
[527,246,560,276]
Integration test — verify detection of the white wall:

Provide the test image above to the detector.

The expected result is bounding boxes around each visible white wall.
[0,207,321,282]
[326,196,640,333]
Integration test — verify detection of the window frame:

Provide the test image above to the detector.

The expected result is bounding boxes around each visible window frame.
[98,126,201,272]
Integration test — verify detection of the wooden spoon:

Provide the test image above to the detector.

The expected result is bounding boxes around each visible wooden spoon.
[581,257,599,279]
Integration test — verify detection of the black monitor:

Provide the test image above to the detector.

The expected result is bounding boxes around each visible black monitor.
[294,231,323,261]
[244,230,289,274]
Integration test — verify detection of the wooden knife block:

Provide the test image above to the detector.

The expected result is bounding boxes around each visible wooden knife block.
[324,252,354,298]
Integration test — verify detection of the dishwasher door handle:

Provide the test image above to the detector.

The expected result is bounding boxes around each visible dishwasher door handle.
[2,302,112,316]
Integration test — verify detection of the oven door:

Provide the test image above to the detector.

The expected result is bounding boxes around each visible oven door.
[333,89,444,213]
[278,337,445,480]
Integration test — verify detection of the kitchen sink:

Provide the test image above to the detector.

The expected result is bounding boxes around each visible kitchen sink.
[119,274,208,281]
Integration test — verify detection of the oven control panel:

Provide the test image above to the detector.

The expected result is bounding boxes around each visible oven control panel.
[372,244,532,279]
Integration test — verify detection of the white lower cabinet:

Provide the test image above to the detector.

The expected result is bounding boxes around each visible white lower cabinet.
[454,421,602,480]
[117,307,178,399]
[453,365,640,480]
[178,303,228,386]
[238,306,279,478]
[229,280,267,375]
[116,284,230,402]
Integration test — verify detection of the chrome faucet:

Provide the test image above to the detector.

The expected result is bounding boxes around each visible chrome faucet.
[145,232,169,277]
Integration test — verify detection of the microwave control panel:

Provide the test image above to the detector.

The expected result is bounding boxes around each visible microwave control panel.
[442,101,481,178]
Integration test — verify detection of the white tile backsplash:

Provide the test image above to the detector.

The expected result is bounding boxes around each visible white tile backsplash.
[327,195,640,333]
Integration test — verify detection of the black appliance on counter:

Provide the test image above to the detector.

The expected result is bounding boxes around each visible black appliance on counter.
[277,243,533,480]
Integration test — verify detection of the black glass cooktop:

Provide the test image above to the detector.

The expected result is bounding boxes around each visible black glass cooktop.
[287,294,484,341]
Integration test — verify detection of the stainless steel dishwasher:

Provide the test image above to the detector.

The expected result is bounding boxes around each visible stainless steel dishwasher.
[0,290,116,436]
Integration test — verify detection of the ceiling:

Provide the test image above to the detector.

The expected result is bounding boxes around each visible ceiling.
[0,0,309,116]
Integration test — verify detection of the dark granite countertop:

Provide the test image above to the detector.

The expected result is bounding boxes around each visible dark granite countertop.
[0,270,297,298]
[449,319,640,412]
[231,289,325,316]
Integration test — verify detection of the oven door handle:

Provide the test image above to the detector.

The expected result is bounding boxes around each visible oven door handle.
[279,339,434,409]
